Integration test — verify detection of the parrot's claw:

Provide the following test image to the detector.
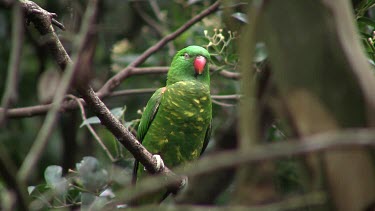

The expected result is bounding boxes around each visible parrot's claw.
[143,154,165,172]
[180,176,188,189]
[153,154,165,172]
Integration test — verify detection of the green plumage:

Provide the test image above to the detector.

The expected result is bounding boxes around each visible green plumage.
[133,46,212,203]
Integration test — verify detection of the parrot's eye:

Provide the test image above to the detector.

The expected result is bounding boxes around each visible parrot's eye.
[183,53,190,59]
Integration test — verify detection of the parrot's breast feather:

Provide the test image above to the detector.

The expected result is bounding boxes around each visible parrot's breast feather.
[142,80,212,166]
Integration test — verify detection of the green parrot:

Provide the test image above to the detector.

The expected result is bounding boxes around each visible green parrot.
[133,45,212,203]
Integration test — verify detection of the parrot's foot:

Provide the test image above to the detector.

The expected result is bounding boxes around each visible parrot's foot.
[143,154,165,172]
[153,154,165,172]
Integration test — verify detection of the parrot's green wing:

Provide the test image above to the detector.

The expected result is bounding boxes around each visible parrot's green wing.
[132,87,165,184]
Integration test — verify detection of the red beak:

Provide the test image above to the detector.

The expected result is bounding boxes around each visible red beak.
[194,56,206,75]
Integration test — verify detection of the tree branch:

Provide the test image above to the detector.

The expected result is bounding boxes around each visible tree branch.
[17,0,98,182]
[21,0,71,69]
[97,1,220,97]
[1,89,239,118]
[0,65,238,119]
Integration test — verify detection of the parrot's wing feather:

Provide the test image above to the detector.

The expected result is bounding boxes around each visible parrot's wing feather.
[136,87,165,142]
[132,87,165,184]
[200,120,212,156]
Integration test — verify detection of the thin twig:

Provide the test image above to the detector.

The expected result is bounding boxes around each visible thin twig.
[219,70,240,79]
[212,99,237,107]
[133,1,164,37]
[109,88,157,98]
[150,0,164,23]
[67,95,116,162]
[97,1,220,97]
[17,0,99,182]
[211,94,241,100]
[51,17,65,30]
[0,1,24,126]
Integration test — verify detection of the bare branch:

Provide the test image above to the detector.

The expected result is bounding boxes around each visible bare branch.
[21,0,71,69]
[67,95,116,162]
[211,94,241,100]
[1,88,239,118]
[218,69,240,79]
[109,88,157,98]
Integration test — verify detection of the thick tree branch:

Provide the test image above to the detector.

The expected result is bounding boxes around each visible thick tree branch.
[21,0,71,69]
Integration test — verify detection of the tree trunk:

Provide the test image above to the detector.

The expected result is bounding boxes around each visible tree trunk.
[260,1,375,211]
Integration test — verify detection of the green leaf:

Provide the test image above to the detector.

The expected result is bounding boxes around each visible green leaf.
[357,17,375,29]
[355,0,375,17]
[27,186,35,195]
[28,184,50,198]
[44,165,63,186]
[44,165,68,195]
[80,106,126,128]
[77,156,108,192]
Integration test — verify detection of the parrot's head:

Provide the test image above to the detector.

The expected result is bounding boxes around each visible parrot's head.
[167,45,211,86]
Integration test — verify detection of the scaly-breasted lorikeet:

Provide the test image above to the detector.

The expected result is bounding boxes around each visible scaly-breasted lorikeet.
[133,45,212,203]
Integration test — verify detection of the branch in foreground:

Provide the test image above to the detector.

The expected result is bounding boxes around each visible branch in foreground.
[123,191,326,211]
[0,145,28,211]
[0,2,24,126]
[113,128,375,204]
